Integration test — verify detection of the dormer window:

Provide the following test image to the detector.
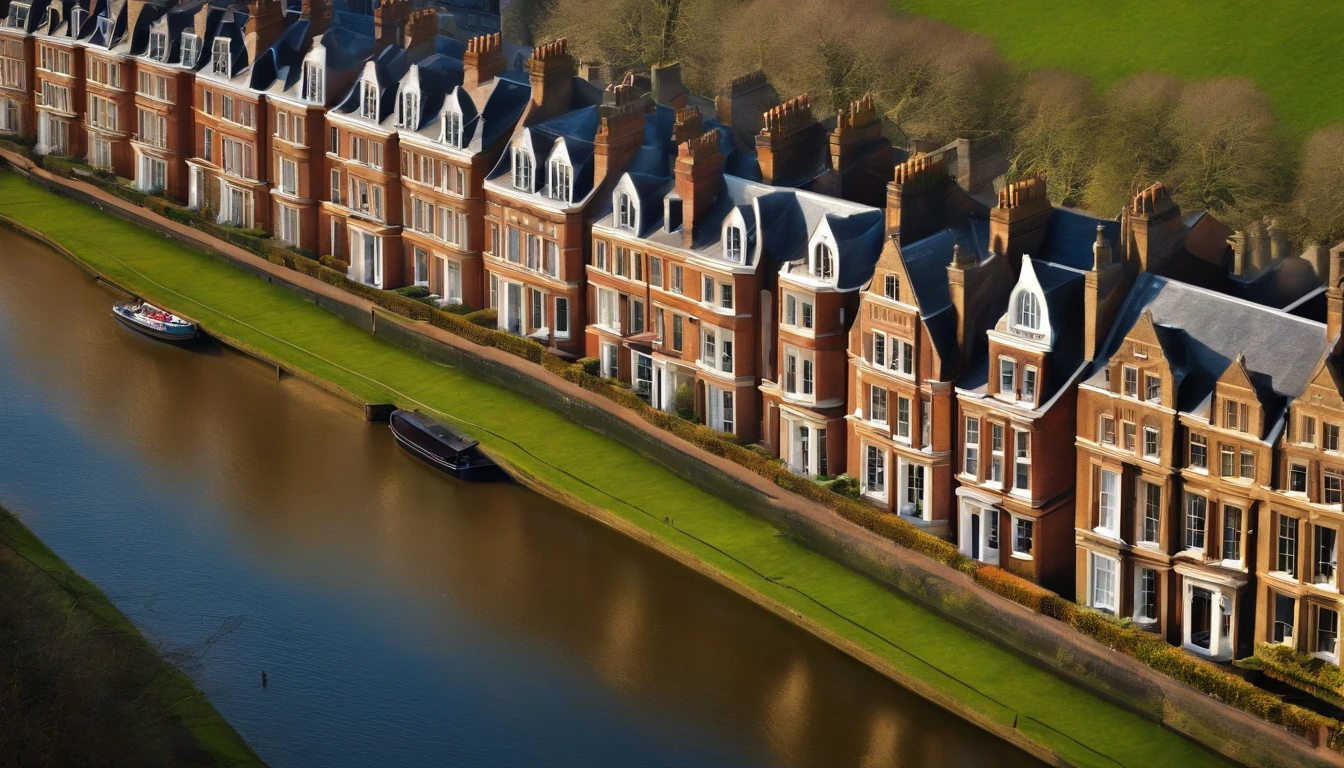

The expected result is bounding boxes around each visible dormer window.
[71,7,85,34]
[5,3,29,30]
[149,30,167,61]
[360,80,378,120]
[96,16,110,40]
[512,148,533,191]
[1016,292,1040,330]
[812,243,835,281]
[212,38,230,76]
[725,226,743,262]
[617,192,636,231]
[302,62,324,104]
[549,160,571,203]
[181,33,200,68]
[397,91,419,129]
[442,109,462,147]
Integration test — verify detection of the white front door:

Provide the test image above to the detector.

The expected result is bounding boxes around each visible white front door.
[959,500,1000,565]
[1183,579,1235,661]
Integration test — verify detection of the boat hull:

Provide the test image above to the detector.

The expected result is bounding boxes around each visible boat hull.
[389,411,508,482]
[112,305,198,343]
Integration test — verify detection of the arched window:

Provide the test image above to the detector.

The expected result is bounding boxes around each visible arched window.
[360,80,378,120]
[549,160,572,202]
[512,148,533,191]
[813,243,835,281]
[397,92,418,129]
[1016,292,1040,330]
[442,109,462,147]
[724,226,743,262]
[617,192,636,231]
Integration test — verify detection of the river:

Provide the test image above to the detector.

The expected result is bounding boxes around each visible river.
[0,229,1038,767]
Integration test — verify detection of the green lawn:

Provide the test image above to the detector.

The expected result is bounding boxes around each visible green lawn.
[0,171,1226,768]
[896,0,1344,137]
[0,505,263,767]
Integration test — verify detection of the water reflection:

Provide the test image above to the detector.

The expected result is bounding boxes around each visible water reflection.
[0,231,1038,768]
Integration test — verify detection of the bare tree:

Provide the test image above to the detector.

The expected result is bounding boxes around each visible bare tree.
[1168,78,1290,228]
[1083,72,1183,216]
[1008,70,1098,206]
[1288,124,1344,247]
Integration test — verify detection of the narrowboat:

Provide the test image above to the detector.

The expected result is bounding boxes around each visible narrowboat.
[388,409,507,482]
[112,301,199,342]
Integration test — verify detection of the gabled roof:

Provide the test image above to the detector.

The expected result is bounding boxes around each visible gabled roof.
[1084,273,1328,431]
[1035,207,1121,271]
[487,104,602,201]
[333,42,411,121]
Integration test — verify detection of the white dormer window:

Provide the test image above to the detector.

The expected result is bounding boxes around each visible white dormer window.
[5,4,29,29]
[302,61,324,104]
[725,226,743,262]
[212,38,230,76]
[1016,292,1040,330]
[95,16,110,40]
[617,192,636,231]
[812,243,835,281]
[149,30,167,60]
[442,109,462,147]
[181,33,200,68]
[549,160,571,202]
[512,148,533,191]
[397,91,419,129]
[360,79,378,120]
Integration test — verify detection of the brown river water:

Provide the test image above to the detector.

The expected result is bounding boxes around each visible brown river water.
[0,229,1038,767]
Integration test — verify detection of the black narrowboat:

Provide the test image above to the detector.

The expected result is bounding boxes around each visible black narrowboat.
[388,409,507,482]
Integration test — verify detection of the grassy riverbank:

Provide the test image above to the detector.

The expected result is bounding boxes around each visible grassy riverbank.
[0,504,262,767]
[895,0,1344,136]
[0,171,1225,767]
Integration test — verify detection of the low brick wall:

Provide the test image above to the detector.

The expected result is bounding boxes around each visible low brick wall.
[4,158,1337,767]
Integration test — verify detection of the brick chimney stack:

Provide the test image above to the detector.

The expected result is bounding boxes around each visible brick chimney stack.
[1329,241,1344,355]
[463,33,505,94]
[301,0,332,37]
[526,39,575,123]
[1125,181,1183,277]
[605,72,643,107]
[886,152,950,243]
[830,95,881,173]
[671,105,702,145]
[593,98,652,187]
[1084,224,1125,361]
[651,62,688,109]
[675,131,726,248]
[756,93,825,186]
[374,0,411,49]
[989,172,1051,271]
[715,70,778,151]
[245,0,286,63]
[404,9,438,57]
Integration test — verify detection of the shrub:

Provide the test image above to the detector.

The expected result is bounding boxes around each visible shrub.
[821,474,861,499]
[465,308,497,328]
[492,332,546,363]
[577,357,600,376]
[1256,643,1344,707]
[393,285,431,299]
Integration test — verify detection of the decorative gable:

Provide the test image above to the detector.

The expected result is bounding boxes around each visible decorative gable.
[1214,354,1263,438]
[1108,311,1174,409]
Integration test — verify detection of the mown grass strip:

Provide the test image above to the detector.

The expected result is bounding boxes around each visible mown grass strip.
[0,171,1227,767]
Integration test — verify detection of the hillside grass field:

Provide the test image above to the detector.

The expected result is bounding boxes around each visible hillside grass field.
[896,0,1344,137]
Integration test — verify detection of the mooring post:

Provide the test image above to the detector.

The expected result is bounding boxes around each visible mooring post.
[276,364,282,381]
[371,307,376,335]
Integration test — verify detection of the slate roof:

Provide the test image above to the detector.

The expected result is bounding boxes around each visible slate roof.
[486,102,607,203]
[1036,207,1121,271]
[1084,273,1328,434]
[332,42,411,121]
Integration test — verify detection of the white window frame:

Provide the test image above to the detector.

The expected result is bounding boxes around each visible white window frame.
[1089,552,1119,614]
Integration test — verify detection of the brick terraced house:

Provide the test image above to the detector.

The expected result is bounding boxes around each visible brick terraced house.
[125,0,196,199]
[393,29,529,306]
[31,0,84,158]
[482,38,606,355]
[80,1,137,177]
[0,0,41,138]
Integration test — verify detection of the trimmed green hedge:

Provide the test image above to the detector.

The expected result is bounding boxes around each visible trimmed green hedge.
[50,169,1344,753]
[1256,643,1344,709]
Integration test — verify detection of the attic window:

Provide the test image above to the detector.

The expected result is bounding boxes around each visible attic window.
[724,226,743,262]
[617,192,636,231]
[549,160,571,203]
[512,148,533,191]
[397,92,419,129]
[5,4,28,30]
[883,274,898,301]
[812,243,835,282]
[181,34,200,68]
[212,38,230,76]
[442,109,461,148]
[149,30,167,61]
[1016,292,1040,330]
[302,62,324,104]
[360,80,378,120]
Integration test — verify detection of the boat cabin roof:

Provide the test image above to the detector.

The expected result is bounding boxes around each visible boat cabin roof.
[398,410,479,453]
